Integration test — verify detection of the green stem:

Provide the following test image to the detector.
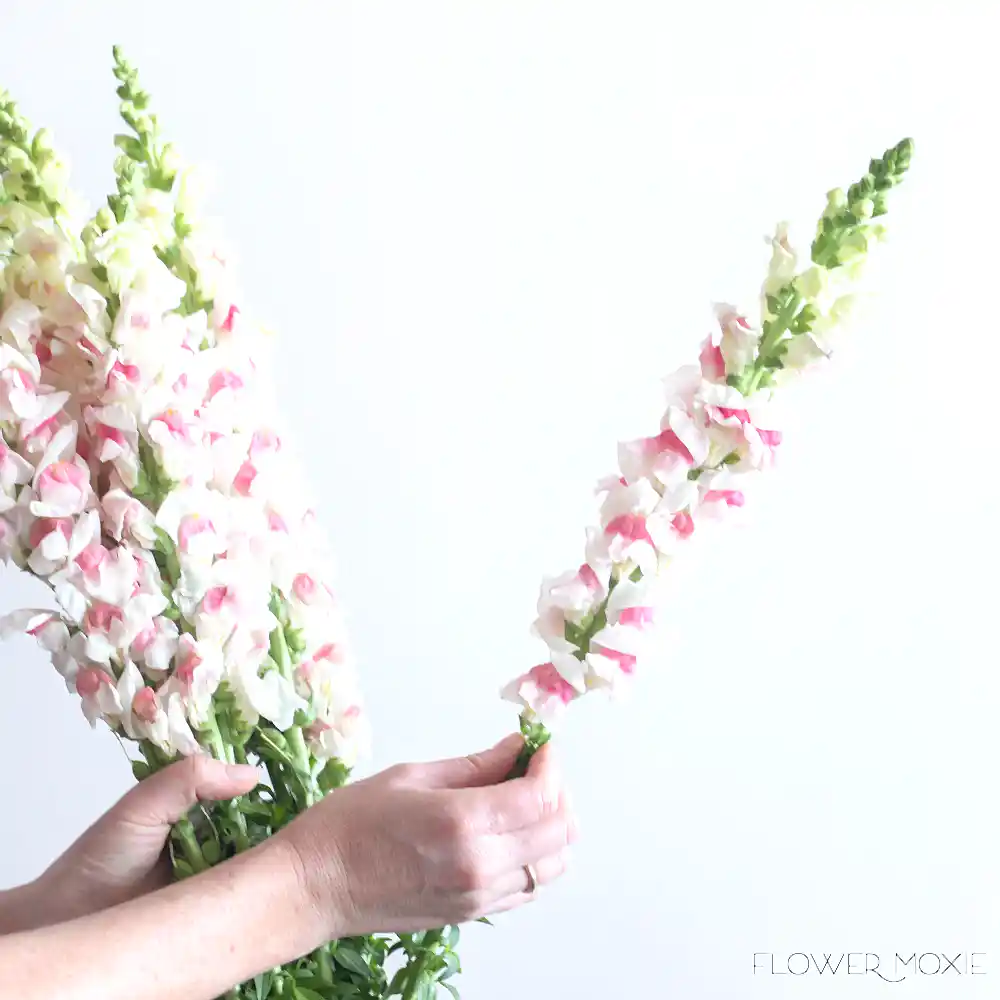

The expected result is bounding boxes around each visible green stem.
[509,716,552,780]
[316,945,334,985]
[737,288,802,396]
[402,930,442,1000]
[203,709,250,851]
[269,614,315,806]
[174,817,209,874]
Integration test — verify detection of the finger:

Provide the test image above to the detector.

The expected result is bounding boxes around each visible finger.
[459,743,561,834]
[485,848,573,913]
[494,809,575,871]
[113,756,260,829]
[420,733,525,790]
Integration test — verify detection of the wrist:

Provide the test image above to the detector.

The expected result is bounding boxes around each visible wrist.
[271,816,358,940]
[256,833,353,948]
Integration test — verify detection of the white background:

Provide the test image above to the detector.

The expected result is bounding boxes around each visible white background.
[3,3,999,997]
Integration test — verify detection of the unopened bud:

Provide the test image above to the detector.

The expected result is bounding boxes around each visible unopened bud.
[32,127,54,152]
[795,265,827,300]
[855,198,874,220]
[160,143,181,177]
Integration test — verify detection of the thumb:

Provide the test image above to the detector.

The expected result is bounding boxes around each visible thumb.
[114,755,260,829]
[426,733,525,789]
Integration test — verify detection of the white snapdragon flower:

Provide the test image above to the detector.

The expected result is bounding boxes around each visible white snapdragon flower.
[133,189,176,248]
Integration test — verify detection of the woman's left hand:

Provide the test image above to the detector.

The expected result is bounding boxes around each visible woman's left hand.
[23,756,259,928]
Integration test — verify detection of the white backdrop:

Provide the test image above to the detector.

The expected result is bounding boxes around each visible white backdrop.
[2,3,999,998]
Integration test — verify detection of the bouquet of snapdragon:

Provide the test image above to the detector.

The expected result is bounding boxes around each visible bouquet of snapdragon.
[1,45,911,1000]
[2,49,381,1000]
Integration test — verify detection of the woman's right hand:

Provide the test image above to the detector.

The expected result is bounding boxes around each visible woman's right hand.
[276,733,577,936]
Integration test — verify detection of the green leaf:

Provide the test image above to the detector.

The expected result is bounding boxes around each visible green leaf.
[332,946,370,978]
[475,916,493,926]
[201,839,221,865]
[152,527,181,586]
[439,951,461,981]
[172,858,193,879]
[386,967,408,997]
[441,925,459,949]
[416,982,436,1000]
[318,758,352,793]
[254,972,272,1000]
[442,984,461,1000]
[131,760,151,781]
[291,988,326,1000]
[291,975,326,991]
[113,133,144,160]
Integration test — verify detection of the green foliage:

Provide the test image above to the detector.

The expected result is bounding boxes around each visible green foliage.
[812,137,913,268]
[152,527,182,588]
[731,138,914,395]
[0,90,64,217]
[133,437,177,512]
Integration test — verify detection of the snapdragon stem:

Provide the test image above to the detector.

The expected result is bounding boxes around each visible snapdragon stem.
[402,933,440,997]
[737,288,803,396]
[202,708,250,851]
[269,619,315,806]
[316,946,334,985]
[174,817,209,874]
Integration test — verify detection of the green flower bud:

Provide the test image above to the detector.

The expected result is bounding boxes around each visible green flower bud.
[840,227,871,261]
[31,127,54,153]
[855,198,874,220]
[5,146,31,173]
[795,265,827,300]
[160,143,181,177]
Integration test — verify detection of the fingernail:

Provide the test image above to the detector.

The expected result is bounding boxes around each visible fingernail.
[226,763,260,783]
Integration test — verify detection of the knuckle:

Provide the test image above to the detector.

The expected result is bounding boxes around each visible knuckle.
[181,753,211,787]
[384,762,422,787]
[453,849,490,894]
[463,751,493,782]
[437,801,474,843]
[456,892,487,922]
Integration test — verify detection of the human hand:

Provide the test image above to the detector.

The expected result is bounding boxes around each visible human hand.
[278,733,577,937]
[29,756,259,927]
